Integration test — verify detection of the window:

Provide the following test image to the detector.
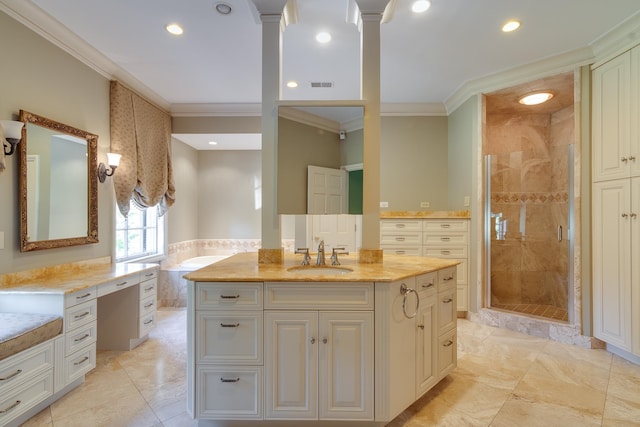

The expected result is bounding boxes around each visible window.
[115,200,165,262]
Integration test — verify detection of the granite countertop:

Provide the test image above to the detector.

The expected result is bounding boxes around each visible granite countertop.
[380,210,470,219]
[0,262,157,295]
[184,252,459,283]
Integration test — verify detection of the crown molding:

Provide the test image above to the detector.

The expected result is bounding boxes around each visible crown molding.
[381,103,447,116]
[444,47,594,114]
[0,0,171,111]
[590,12,640,68]
[171,103,263,117]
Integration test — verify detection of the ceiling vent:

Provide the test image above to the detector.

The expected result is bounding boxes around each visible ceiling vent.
[310,82,334,88]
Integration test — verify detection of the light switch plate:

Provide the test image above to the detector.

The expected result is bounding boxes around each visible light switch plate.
[0,231,4,249]
[420,202,430,208]
[380,201,389,208]
[464,196,470,206]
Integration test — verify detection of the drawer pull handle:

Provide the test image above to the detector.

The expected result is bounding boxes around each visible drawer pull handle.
[440,224,451,228]
[220,323,240,328]
[441,250,451,255]
[395,237,405,241]
[0,400,21,414]
[395,224,406,228]
[144,286,154,292]
[422,282,435,289]
[443,298,453,304]
[74,356,89,366]
[116,281,128,287]
[74,311,91,320]
[220,377,240,383]
[443,340,454,347]
[220,294,240,299]
[395,250,406,254]
[443,276,454,281]
[76,293,92,300]
[144,318,154,325]
[144,302,154,309]
[417,324,425,330]
[310,337,316,344]
[440,237,451,241]
[145,273,155,277]
[322,337,328,344]
[74,334,90,342]
[0,369,22,381]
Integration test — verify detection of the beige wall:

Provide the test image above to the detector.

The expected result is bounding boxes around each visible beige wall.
[168,138,199,243]
[448,97,475,210]
[197,150,262,239]
[0,11,112,274]
[380,116,449,211]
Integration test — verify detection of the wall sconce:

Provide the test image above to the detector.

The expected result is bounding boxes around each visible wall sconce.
[1,120,25,156]
[98,152,121,183]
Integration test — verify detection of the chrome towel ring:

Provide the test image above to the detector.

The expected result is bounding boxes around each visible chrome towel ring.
[400,283,420,319]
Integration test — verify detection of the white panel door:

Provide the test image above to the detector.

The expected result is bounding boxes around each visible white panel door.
[264,311,318,419]
[592,179,632,350]
[310,214,359,253]
[416,295,437,397]
[307,165,347,214]
[318,311,374,420]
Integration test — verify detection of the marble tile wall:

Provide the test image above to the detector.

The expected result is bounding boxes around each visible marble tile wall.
[486,106,574,314]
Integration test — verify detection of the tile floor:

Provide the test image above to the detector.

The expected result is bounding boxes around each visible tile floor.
[22,309,640,427]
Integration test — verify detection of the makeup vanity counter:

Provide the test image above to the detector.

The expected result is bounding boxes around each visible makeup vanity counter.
[185,253,459,426]
[0,260,158,427]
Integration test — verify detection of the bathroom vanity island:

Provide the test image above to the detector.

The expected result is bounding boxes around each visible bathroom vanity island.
[185,252,459,426]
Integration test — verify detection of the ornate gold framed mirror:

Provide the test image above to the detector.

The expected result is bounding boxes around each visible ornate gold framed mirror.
[18,110,99,251]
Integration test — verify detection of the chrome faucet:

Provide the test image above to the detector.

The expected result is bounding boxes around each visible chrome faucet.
[316,240,326,266]
[295,247,311,265]
[331,247,349,265]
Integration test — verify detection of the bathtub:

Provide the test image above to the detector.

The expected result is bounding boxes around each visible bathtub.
[178,255,230,271]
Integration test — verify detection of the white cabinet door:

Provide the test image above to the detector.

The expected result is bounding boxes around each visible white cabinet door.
[318,312,374,420]
[632,177,640,356]
[593,179,632,350]
[415,294,437,397]
[264,311,318,419]
[592,51,631,182]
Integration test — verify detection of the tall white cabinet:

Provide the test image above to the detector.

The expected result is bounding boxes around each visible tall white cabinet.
[592,44,640,358]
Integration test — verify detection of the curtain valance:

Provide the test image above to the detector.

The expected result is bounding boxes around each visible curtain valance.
[110,81,175,216]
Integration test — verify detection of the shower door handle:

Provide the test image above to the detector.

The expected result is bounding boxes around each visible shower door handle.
[557,225,562,242]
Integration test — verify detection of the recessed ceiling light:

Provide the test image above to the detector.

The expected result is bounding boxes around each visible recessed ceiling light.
[502,20,521,32]
[165,23,184,35]
[209,141,218,146]
[519,92,553,105]
[215,2,232,15]
[286,81,298,88]
[316,32,331,43]
[411,0,431,13]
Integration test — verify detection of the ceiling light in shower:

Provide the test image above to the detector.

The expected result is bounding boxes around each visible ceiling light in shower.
[519,92,554,105]
[215,3,232,15]
[502,20,521,32]
[165,23,184,35]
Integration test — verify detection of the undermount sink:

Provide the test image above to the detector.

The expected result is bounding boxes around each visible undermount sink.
[287,266,353,275]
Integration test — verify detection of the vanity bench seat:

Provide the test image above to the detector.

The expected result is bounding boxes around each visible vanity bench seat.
[0,313,62,362]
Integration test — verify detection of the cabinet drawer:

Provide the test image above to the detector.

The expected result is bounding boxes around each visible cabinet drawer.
[139,312,156,337]
[196,366,262,419]
[423,220,468,232]
[64,287,97,308]
[416,272,437,297]
[196,283,263,310]
[437,288,457,335]
[265,282,374,310]
[0,340,53,396]
[437,329,457,377]
[0,370,53,426]
[140,294,157,318]
[97,274,138,298]
[64,299,98,332]
[140,269,158,282]
[197,312,263,364]
[65,322,97,356]
[423,232,468,245]
[423,246,467,259]
[437,267,457,292]
[380,219,422,232]
[139,277,158,299]
[382,247,422,256]
[64,343,96,385]
[380,233,422,246]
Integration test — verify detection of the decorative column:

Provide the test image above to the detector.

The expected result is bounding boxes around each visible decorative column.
[252,0,289,264]
[356,0,388,263]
